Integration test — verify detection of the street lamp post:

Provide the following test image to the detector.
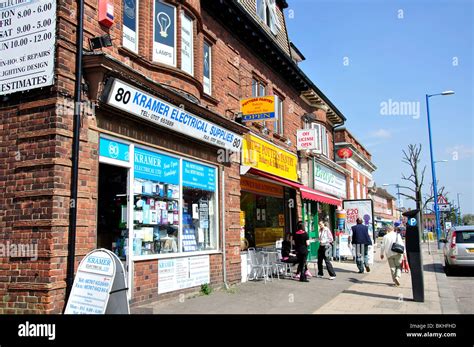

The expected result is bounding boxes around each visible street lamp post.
[457,193,462,225]
[425,91,454,248]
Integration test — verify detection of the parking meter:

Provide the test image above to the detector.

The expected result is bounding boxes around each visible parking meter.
[403,209,424,302]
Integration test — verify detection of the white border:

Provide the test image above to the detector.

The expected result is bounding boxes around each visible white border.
[153,0,177,67]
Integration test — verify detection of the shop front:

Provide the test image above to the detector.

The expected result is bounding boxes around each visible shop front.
[301,160,347,260]
[240,134,299,252]
[83,61,246,304]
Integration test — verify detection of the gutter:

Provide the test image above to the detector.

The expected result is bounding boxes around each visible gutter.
[64,0,84,309]
[221,166,229,290]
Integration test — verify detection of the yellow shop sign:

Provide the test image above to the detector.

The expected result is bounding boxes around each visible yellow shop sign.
[242,134,298,181]
[240,95,278,122]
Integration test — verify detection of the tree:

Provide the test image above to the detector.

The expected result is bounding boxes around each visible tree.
[400,144,426,211]
[462,214,474,226]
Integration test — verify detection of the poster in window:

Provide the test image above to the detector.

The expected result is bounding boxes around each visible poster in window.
[153,1,176,66]
[203,42,211,94]
[123,0,138,52]
[181,12,193,75]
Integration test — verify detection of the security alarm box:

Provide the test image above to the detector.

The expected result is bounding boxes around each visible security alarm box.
[99,0,114,28]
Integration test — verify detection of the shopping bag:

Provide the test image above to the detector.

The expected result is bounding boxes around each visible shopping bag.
[401,254,410,273]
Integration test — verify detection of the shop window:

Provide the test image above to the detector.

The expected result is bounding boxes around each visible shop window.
[123,0,139,52]
[182,160,218,252]
[180,11,194,76]
[203,41,212,95]
[153,0,177,66]
[133,147,180,256]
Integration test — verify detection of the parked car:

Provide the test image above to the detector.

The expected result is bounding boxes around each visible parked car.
[442,226,474,275]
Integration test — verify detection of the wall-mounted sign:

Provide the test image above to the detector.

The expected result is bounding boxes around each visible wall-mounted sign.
[242,134,298,181]
[123,0,138,52]
[203,41,211,94]
[153,0,176,66]
[240,96,278,122]
[240,176,283,198]
[0,0,56,95]
[314,162,347,198]
[297,129,317,150]
[134,147,179,184]
[158,255,210,294]
[102,78,242,152]
[337,148,353,159]
[99,137,129,162]
[180,11,193,75]
[183,160,216,191]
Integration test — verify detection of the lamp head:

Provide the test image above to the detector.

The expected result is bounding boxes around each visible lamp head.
[441,90,455,96]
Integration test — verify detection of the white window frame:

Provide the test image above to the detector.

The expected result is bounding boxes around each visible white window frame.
[350,178,354,199]
[255,0,281,35]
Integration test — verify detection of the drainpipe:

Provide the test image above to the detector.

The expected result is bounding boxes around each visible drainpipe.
[65,0,85,308]
[221,166,229,289]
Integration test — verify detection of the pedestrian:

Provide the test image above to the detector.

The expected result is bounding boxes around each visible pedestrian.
[349,217,373,273]
[293,221,310,282]
[317,221,336,280]
[380,226,405,286]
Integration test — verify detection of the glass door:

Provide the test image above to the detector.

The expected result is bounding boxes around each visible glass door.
[304,201,319,261]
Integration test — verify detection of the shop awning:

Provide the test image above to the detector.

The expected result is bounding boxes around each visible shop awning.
[300,187,342,206]
[246,168,342,206]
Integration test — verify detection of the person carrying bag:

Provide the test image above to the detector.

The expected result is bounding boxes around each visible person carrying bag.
[317,221,336,280]
[381,226,405,286]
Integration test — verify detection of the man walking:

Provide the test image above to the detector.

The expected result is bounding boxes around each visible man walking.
[350,217,372,273]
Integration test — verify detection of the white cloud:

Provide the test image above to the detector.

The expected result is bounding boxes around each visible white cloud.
[370,129,392,139]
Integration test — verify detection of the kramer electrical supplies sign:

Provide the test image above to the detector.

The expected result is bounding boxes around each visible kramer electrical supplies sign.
[103,79,243,152]
[240,95,278,122]
[242,134,298,181]
[0,0,56,95]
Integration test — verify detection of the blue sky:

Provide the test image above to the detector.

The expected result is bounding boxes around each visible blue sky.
[285,0,473,214]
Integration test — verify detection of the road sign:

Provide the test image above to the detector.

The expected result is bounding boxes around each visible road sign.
[438,204,451,212]
[437,195,448,205]
[408,218,417,227]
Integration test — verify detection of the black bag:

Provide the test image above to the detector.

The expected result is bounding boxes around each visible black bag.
[391,233,405,254]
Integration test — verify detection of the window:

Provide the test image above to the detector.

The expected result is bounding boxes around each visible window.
[123,0,139,52]
[350,178,354,199]
[180,11,194,75]
[252,78,266,97]
[153,0,176,66]
[203,41,212,94]
[273,94,284,135]
[307,123,331,157]
[255,0,281,35]
[356,182,360,199]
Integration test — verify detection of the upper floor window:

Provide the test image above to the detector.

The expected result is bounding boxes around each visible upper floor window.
[256,0,281,35]
[123,0,139,52]
[153,0,177,67]
[203,41,212,95]
[304,122,330,158]
[252,78,266,97]
[274,94,284,135]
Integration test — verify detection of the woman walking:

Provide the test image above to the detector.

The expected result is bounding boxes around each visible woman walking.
[317,221,336,280]
[380,225,405,286]
[293,221,310,282]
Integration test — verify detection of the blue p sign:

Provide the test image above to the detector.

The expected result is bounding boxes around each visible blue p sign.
[408,218,417,227]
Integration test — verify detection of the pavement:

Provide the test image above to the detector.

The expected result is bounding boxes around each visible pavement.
[132,241,462,314]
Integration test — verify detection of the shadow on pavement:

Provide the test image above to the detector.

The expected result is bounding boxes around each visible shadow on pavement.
[342,289,414,302]
[348,278,393,287]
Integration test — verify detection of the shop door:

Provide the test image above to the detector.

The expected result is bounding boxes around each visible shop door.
[303,201,319,261]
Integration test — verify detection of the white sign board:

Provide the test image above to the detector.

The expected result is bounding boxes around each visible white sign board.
[180,11,193,76]
[103,78,242,152]
[343,199,375,264]
[65,250,115,314]
[445,222,452,230]
[158,255,210,294]
[438,204,450,212]
[338,234,352,257]
[314,162,347,198]
[0,0,56,95]
[297,129,317,150]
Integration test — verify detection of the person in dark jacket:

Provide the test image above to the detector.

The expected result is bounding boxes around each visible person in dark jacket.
[350,217,373,273]
[293,221,310,282]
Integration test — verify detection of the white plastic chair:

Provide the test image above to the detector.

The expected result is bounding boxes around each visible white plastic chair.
[247,248,265,281]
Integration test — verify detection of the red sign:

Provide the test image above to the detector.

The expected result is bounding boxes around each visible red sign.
[337,148,353,159]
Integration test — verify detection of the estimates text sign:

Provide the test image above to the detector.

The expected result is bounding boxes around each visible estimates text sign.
[0,0,56,95]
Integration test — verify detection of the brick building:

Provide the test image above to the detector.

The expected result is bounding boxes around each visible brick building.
[371,187,397,229]
[0,0,346,313]
[334,127,376,200]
